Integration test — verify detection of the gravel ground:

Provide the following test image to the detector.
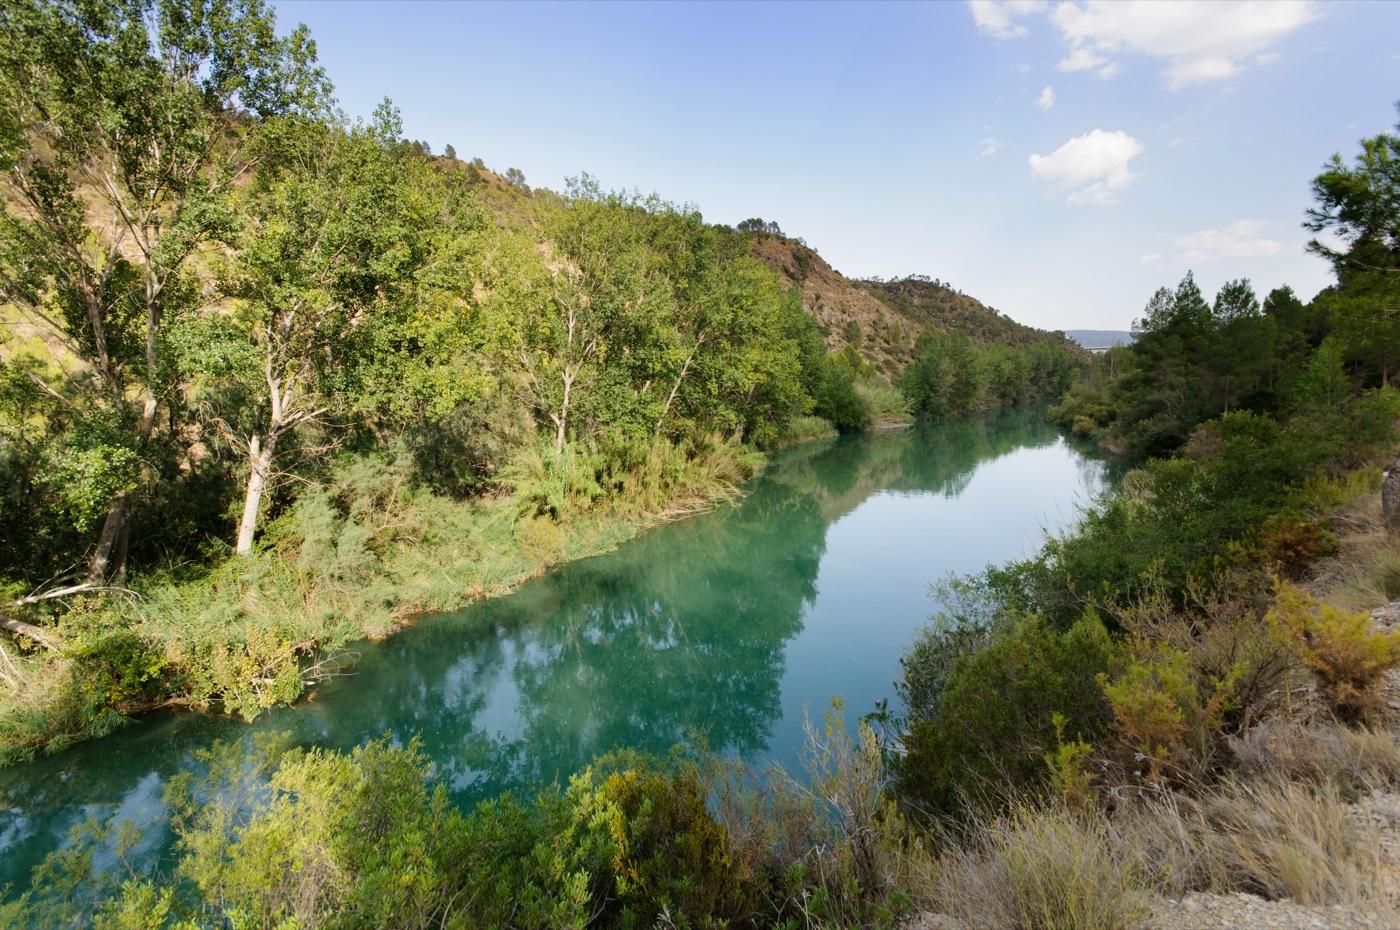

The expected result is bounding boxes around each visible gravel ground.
[1141,890,1394,930]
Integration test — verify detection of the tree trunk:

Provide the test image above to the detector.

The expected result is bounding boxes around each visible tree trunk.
[236,433,277,555]
[554,372,573,454]
[86,492,134,584]
[1384,451,1400,535]
[655,337,703,436]
[1,612,60,651]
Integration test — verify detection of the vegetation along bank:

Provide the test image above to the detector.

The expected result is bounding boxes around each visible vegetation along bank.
[0,0,1079,765]
[5,2,1400,928]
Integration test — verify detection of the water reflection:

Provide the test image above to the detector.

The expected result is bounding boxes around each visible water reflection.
[0,410,1108,890]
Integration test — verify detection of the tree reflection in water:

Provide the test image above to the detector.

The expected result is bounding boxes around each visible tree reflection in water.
[0,408,1108,891]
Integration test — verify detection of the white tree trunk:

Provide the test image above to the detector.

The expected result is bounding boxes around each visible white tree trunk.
[1383,450,1400,534]
[554,372,573,454]
[235,433,277,555]
[655,337,704,436]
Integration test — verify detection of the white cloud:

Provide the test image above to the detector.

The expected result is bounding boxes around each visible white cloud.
[1050,1,1317,88]
[980,136,1002,157]
[1029,129,1143,205]
[1037,85,1056,109]
[968,0,1047,39]
[1016,61,1033,74]
[1057,46,1108,72]
[1141,253,1163,264]
[1174,220,1288,261]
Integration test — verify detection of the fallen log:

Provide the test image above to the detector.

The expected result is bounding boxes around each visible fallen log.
[1,612,60,651]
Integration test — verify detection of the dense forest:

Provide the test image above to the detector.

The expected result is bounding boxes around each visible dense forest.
[4,0,1400,928]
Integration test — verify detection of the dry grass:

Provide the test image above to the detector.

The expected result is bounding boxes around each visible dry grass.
[930,802,1149,930]
[1119,773,1384,906]
[1230,721,1400,795]
[1305,470,1400,614]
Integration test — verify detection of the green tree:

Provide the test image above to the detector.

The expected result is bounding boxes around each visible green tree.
[0,0,326,580]
[218,105,435,553]
[900,331,983,420]
[1306,104,1400,385]
[513,183,661,452]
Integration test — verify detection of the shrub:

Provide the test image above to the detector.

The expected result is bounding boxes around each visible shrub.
[1255,513,1339,578]
[162,736,472,930]
[854,378,911,424]
[65,628,169,710]
[518,513,565,564]
[1043,713,1095,811]
[781,414,838,445]
[895,612,1118,818]
[1105,575,1295,735]
[709,702,933,927]
[896,611,995,723]
[790,702,888,906]
[1099,639,1238,785]
[1267,580,1400,722]
[813,357,871,433]
[551,758,756,928]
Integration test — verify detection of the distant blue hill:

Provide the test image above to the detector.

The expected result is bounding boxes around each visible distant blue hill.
[1064,329,1134,350]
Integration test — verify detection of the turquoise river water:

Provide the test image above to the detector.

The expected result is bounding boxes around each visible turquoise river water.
[0,412,1112,890]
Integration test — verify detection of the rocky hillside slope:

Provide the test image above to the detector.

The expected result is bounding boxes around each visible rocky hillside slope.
[750,232,1081,378]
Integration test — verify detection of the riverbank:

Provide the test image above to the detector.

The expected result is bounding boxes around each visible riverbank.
[0,412,1113,909]
[0,436,763,766]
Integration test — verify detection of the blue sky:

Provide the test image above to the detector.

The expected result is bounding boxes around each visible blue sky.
[272,0,1400,331]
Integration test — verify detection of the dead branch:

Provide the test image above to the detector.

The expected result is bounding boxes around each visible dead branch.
[1,612,60,651]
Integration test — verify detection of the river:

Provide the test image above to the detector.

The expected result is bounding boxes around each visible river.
[0,411,1112,891]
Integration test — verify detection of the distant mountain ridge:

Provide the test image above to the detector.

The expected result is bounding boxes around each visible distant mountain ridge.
[1064,329,1134,350]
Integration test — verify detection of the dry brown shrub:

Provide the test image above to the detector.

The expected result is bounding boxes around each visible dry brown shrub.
[1269,581,1400,723]
[1105,573,1298,735]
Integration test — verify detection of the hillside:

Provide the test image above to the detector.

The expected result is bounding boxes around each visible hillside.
[861,275,1078,351]
[748,231,1082,377]
[749,233,920,375]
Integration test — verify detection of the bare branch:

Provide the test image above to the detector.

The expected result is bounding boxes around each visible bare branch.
[0,613,61,651]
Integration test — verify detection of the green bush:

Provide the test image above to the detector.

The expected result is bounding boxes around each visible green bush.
[549,758,757,928]
[980,406,1383,630]
[894,612,1118,819]
[9,739,759,930]
[781,414,838,445]
[813,356,871,433]
[66,629,169,710]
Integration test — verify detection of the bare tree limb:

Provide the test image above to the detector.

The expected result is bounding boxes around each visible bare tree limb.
[0,613,60,651]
